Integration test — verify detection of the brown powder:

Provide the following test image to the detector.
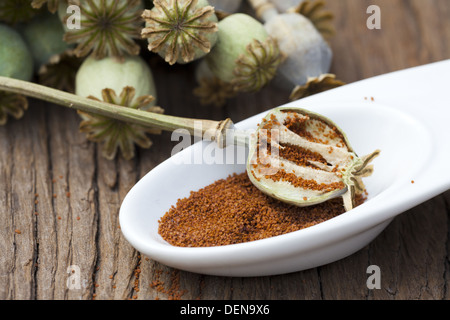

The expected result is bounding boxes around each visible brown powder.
[158,172,365,247]
[264,169,346,193]
[278,143,328,167]
[149,268,187,300]
[284,114,315,141]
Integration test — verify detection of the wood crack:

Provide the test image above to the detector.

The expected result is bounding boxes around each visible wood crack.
[8,130,16,300]
[31,134,39,300]
[91,145,101,300]
[44,107,56,300]
[317,267,324,300]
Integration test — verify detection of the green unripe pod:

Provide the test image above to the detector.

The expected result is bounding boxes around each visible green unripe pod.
[19,12,70,71]
[75,55,162,161]
[75,55,157,106]
[205,13,283,93]
[0,24,34,81]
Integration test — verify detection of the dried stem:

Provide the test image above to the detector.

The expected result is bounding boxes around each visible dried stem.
[0,76,248,147]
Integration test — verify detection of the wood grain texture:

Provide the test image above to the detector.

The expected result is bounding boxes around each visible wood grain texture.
[0,0,449,300]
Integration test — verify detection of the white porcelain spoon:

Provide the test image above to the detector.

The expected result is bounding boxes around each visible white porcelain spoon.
[118,59,450,277]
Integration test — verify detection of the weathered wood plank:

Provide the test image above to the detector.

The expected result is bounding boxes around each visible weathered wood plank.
[0,122,14,299]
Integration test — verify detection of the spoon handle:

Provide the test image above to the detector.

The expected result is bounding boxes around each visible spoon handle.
[0,76,249,148]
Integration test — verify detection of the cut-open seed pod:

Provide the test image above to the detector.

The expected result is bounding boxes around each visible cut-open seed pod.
[247,106,380,211]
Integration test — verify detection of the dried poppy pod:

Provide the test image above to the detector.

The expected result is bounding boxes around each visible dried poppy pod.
[62,0,144,60]
[289,0,335,40]
[248,0,332,90]
[247,107,380,211]
[141,0,219,65]
[264,13,332,90]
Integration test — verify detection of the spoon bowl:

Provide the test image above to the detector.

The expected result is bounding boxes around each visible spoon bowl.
[119,60,450,276]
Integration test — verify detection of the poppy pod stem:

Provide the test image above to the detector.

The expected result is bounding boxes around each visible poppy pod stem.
[0,76,246,148]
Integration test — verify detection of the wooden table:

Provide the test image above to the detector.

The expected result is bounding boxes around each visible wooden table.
[1,0,449,300]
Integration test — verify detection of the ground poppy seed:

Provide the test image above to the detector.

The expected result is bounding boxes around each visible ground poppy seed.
[158,172,365,247]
